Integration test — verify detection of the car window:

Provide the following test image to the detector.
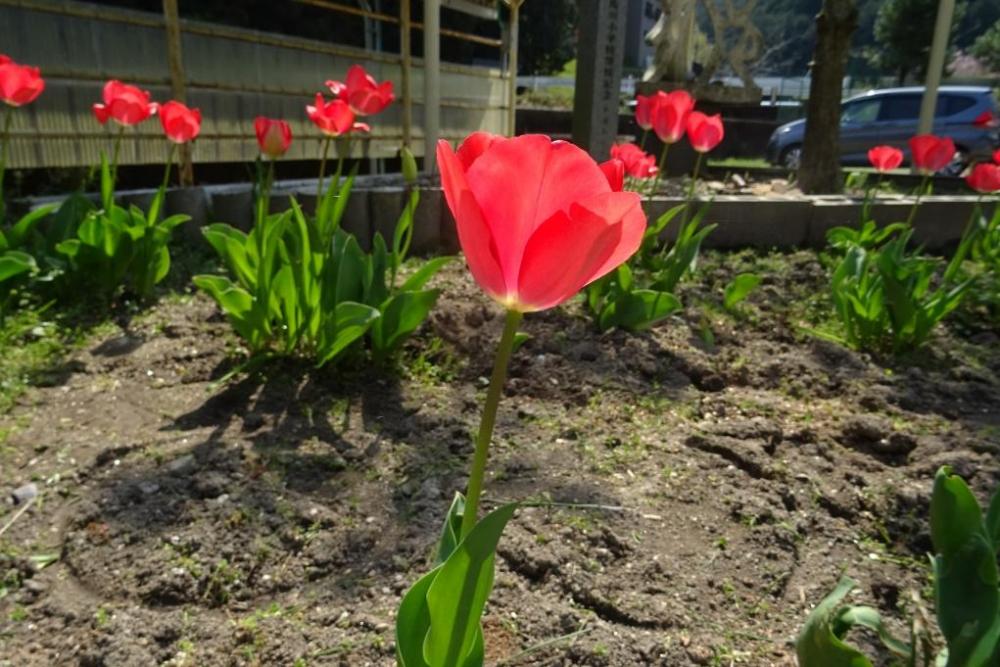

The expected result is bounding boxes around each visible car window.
[879,94,921,121]
[939,95,977,117]
[842,99,880,124]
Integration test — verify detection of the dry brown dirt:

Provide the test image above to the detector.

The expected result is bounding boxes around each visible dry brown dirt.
[1,250,998,666]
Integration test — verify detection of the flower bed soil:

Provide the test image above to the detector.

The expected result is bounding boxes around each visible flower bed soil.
[1,250,999,666]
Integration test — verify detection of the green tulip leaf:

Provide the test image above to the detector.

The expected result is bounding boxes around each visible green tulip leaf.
[422,503,517,667]
[437,492,466,566]
[723,272,761,310]
[796,577,875,667]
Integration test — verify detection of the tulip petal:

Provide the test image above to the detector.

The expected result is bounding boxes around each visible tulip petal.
[456,132,501,170]
[515,203,626,312]
[437,140,506,300]
[578,191,646,280]
[465,135,611,283]
[92,103,110,124]
[599,159,624,192]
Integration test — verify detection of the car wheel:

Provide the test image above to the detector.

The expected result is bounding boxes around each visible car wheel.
[781,145,802,170]
[940,149,968,177]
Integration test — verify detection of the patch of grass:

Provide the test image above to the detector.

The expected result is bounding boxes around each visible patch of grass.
[0,305,78,414]
[707,157,770,170]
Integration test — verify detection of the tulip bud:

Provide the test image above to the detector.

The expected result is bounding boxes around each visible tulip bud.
[400,146,418,184]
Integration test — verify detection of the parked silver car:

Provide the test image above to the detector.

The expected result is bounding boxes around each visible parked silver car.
[765,86,1000,175]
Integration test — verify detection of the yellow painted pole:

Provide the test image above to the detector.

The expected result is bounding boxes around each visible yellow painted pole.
[401,0,412,147]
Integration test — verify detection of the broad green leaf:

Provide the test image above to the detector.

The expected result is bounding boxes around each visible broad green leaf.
[931,466,986,556]
[986,489,1000,552]
[437,493,466,566]
[423,503,517,667]
[316,301,379,367]
[50,193,95,243]
[400,256,453,292]
[599,289,681,332]
[397,567,438,667]
[55,239,81,258]
[795,577,874,667]
[8,206,54,248]
[512,331,530,353]
[371,289,440,354]
[0,251,36,282]
[723,273,761,310]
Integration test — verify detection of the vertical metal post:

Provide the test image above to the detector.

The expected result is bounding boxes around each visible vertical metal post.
[400,0,412,148]
[917,0,956,136]
[162,0,194,186]
[506,0,523,136]
[423,0,441,172]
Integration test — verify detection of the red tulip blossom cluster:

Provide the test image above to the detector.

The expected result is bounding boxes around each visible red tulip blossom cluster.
[0,54,44,107]
[255,116,292,158]
[966,162,1000,193]
[908,135,956,175]
[326,65,395,116]
[439,132,646,312]
[867,145,904,172]
[633,89,725,157]
[92,81,158,127]
[609,142,658,179]
[159,101,201,144]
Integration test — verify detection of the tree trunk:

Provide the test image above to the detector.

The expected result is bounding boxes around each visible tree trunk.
[799,0,859,194]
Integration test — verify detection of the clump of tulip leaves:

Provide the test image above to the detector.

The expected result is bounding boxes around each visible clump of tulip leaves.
[585,200,758,331]
[55,153,188,300]
[195,162,449,367]
[797,466,1000,667]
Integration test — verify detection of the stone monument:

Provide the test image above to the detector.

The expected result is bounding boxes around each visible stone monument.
[572,0,628,160]
[643,0,763,105]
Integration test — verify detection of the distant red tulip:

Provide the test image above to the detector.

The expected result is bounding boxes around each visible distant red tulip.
[686,112,724,153]
[0,56,44,107]
[438,133,646,312]
[867,145,904,173]
[635,94,655,131]
[306,93,358,137]
[93,81,157,126]
[254,116,292,158]
[908,135,955,175]
[159,101,201,144]
[966,162,1000,193]
[326,65,394,116]
[994,149,1000,165]
[651,90,694,144]
[973,110,996,127]
[610,142,658,179]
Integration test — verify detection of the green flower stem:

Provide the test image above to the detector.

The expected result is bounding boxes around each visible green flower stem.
[639,128,648,152]
[0,106,13,222]
[110,125,125,189]
[460,308,523,540]
[162,143,178,192]
[861,173,882,223]
[316,135,332,201]
[943,194,984,284]
[683,152,704,223]
[649,141,670,200]
[905,174,930,227]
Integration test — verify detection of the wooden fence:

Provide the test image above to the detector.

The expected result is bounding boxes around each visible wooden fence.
[0,0,511,169]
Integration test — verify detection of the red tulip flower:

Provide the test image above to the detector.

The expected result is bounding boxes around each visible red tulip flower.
[159,101,201,144]
[438,133,646,312]
[686,112,724,153]
[306,93,369,137]
[908,135,955,175]
[326,65,394,116]
[973,110,997,128]
[651,90,695,144]
[867,145,904,173]
[0,56,44,107]
[993,149,1000,165]
[966,162,1000,193]
[92,80,158,126]
[635,93,655,131]
[254,116,292,158]
[610,142,658,179]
